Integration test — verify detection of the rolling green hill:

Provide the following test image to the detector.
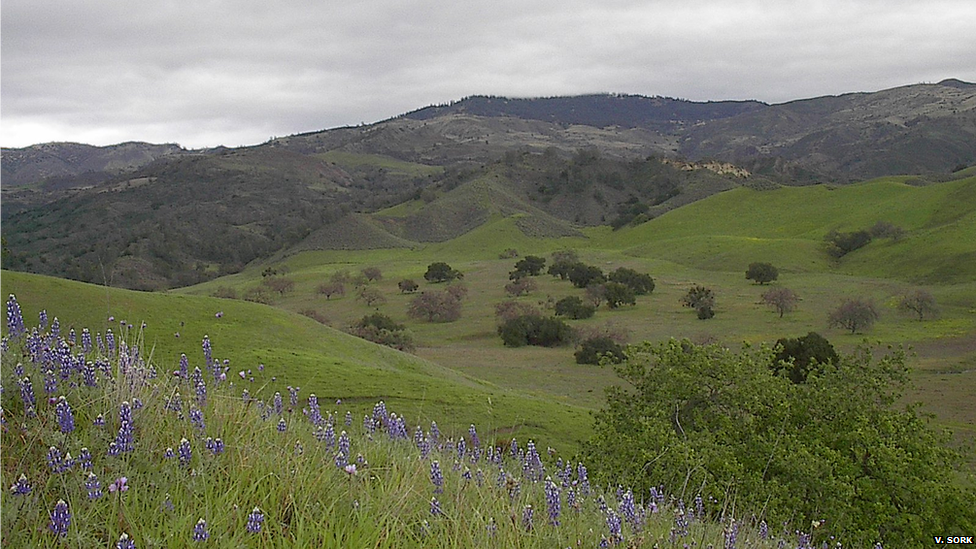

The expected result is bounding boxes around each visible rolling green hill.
[0,270,594,452]
[599,175,976,283]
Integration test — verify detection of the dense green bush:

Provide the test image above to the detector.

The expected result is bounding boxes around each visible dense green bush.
[772,331,838,383]
[424,262,463,283]
[568,264,605,289]
[602,282,636,309]
[583,340,976,548]
[824,229,872,258]
[607,267,654,295]
[554,296,595,319]
[745,262,778,284]
[498,315,574,347]
[575,336,625,365]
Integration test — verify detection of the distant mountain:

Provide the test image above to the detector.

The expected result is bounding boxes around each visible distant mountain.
[2,79,974,289]
[1,141,188,188]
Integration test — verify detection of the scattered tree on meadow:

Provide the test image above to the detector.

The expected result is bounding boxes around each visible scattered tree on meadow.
[495,300,543,323]
[868,220,906,241]
[407,290,463,323]
[330,270,352,284]
[608,267,655,295]
[584,283,607,308]
[568,264,606,289]
[505,277,537,297]
[445,283,468,302]
[498,315,574,348]
[362,266,383,282]
[898,289,939,321]
[511,255,546,278]
[828,298,880,333]
[761,287,799,317]
[317,281,345,300]
[547,260,576,280]
[745,262,779,285]
[550,249,580,265]
[681,285,715,319]
[575,336,626,365]
[554,296,595,320]
[603,282,636,309]
[397,279,419,293]
[347,313,414,351]
[424,262,463,283]
[262,276,295,296]
[772,331,839,384]
[824,229,872,258]
[356,286,386,307]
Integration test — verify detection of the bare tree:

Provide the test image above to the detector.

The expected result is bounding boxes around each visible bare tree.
[828,298,880,333]
[898,289,938,321]
[407,290,462,323]
[761,287,799,318]
[317,281,345,300]
[362,266,383,282]
[262,276,295,296]
[505,277,537,297]
[357,286,386,307]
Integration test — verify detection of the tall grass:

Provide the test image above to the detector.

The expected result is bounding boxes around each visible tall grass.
[2,294,815,547]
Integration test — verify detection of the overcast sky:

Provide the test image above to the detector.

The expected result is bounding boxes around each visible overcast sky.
[2,0,974,149]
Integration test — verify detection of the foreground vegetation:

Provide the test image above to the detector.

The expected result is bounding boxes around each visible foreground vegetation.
[4,294,817,548]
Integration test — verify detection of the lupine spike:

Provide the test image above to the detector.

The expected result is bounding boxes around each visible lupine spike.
[48,499,71,537]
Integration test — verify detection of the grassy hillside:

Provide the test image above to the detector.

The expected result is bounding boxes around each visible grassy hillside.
[0,271,594,453]
[600,175,976,283]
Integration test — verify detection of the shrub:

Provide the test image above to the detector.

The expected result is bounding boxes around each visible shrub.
[828,298,880,333]
[575,336,626,365]
[554,296,595,320]
[547,260,576,280]
[745,262,778,285]
[505,277,537,297]
[424,262,462,283]
[512,255,546,277]
[681,285,715,319]
[772,332,839,383]
[603,282,636,309]
[824,230,872,258]
[568,264,605,289]
[397,279,419,293]
[498,315,574,347]
[869,220,906,240]
[347,314,414,351]
[608,267,654,295]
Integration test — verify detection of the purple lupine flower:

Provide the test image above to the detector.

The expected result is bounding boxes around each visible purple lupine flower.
[94,413,106,427]
[606,509,623,544]
[430,460,444,493]
[246,507,264,534]
[50,317,60,339]
[202,336,212,368]
[68,328,77,346]
[211,438,224,455]
[323,423,336,449]
[273,392,283,415]
[430,497,443,517]
[619,489,637,528]
[9,474,31,495]
[190,408,205,433]
[108,476,129,494]
[429,421,440,442]
[81,328,92,353]
[178,354,189,379]
[166,392,183,414]
[18,377,36,417]
[48,499,71,537]
[335,431,350,468]
[116,532,136,549]
[525,441,543,481]
[277,418,287,432]
[195,380,207,407]
[723,519,739,549]
[43,368,58,394]
[86,472,103,499]
[82,361,97,387]
[759,520,769,540]
[106,329,115,356]
[47,446,64,472]
[456,437,466,462]
[694,494,704,519]
[344,411,352,426]
[39,310,49,330]
[363,414,374,435]
[113,401,134,453]
[178,438,192,467]
[522,505,534,531]
[288,386,299,407]
[577,462,591,496]
[468,424,480,448]
[164,447,175,459]
[55,396,75,434]
[192,518,210,542]
[77,447,93,469]
[545,477,561,526]
[6,295,26,338]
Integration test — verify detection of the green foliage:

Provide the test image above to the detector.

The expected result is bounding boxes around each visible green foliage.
[584,340,976,548]
[680,285,715,320]
[602,282,636,309]
[424,262,463,283]
[824,229,873,258]
[772,331,839,383]
[828,298,880,333]
[349,313,414,351]
[498,315,574,348]
[512,255,546,277]
[547,260,576,280]
[575,336,625,365]
[568,264,606,289]
[607,267,655,295]
[745,262,778,284]
[554,296,595,320]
